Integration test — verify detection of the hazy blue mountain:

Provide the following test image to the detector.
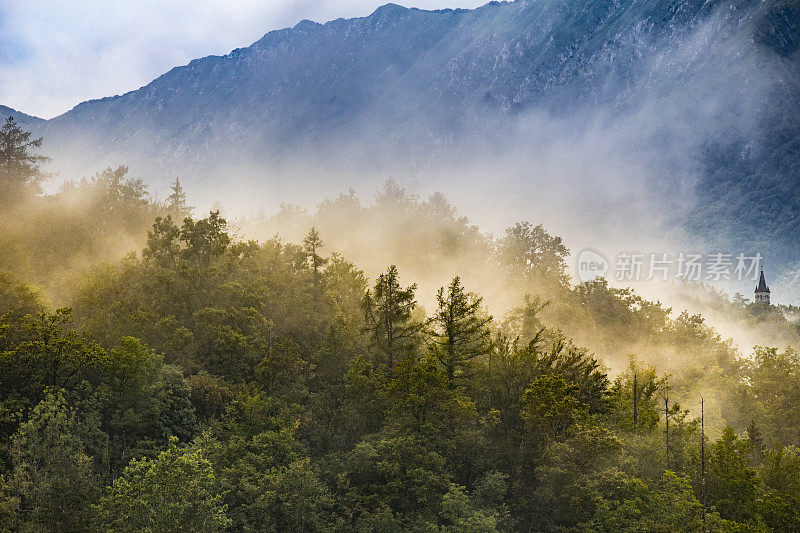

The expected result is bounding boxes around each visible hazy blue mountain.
[29,0,800,274]
[38,0,751,158]
[0,105,44,125]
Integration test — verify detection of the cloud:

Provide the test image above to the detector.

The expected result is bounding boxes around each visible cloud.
[0,0,486,119]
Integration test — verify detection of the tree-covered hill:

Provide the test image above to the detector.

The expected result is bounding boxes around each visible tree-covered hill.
[5,200,800,530]
[5,118,800,530]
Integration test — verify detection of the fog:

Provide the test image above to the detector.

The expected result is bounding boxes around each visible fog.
[8,0,796,359]
[83,0,774,295]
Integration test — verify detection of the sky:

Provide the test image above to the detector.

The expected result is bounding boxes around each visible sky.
[0,0,487,119]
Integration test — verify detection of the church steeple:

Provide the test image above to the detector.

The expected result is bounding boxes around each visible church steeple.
[755,270,770,304]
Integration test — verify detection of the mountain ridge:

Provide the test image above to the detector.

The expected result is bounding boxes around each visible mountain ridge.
[0,105,44,125]
[37,0,741,161]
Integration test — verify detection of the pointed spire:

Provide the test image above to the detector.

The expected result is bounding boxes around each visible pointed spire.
[756,270,770,293]
[755,270,771,304]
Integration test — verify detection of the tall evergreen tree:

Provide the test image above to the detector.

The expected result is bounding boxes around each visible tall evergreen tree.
[0,116,49,201]
[166,177,193,219]
[429,276,492,388]
[362,265,421,370]
[303,227,327,301]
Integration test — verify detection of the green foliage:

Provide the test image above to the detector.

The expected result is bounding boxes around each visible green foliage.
[340,355,390,443]
[103,352,197,469]
[526,425,623,530]
[0,309,107,443]
[180,211,231,268]
[202,424,332,531]
[501,293,548,344]
[1,391,102,531]
[0,309,196,473]
[255,338,310,400]
[496,221,569,286]
[759,444,800,530]
[737,346,800,445]
[608,358,662,433]
[0,164,165,303]
[706,426,761,524]
[165,177,192,219]
[588,470,737,532]
[0,117,48,201]
[438,483,498,532]
[521,373,586,443]
[255,457,333,531]
[303,226,328,301]
[94,437,229,532]
[362,265,422,369]
[429,276,492,388]
[341,433,452,526]
[90,166,152,234]
[573,278,671,347]
[0,271,47,318]
[3,180,800,530]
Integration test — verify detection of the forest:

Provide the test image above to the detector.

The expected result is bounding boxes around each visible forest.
[3,115,800,532]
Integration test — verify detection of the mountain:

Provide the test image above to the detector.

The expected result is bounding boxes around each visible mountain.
[1,105,44,125]
[29,0,800,286]
[39,0,773,165]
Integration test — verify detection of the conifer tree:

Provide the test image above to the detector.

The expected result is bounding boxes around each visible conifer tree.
[303,227,327,301]
[0,116,49,201]
[429,276,492,388]
[362,265,421,369]
[166,177,193,218]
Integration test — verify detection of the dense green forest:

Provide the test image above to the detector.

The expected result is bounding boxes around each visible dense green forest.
[4,116,800,531]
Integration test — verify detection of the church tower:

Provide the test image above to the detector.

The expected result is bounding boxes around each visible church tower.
[754,270,770,304]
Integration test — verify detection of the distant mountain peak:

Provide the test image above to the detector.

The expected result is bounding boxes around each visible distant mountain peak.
[0,105,44,125]
[294,19,323,31]
[372,3,410,16]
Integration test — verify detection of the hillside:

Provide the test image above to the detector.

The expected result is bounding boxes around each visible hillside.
[5,181,800,529]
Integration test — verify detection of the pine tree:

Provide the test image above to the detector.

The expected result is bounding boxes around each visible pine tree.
[303,227,328,301]
[429,276,492,388]
[166,177,193,218]
[362,265,421,370]
[0,116,49,201]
